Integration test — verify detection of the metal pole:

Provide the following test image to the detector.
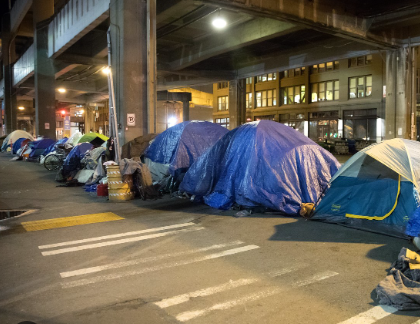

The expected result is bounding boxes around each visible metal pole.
[107,28,121,164]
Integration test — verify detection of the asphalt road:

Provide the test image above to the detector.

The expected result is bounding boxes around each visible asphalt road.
[0,153,419,324]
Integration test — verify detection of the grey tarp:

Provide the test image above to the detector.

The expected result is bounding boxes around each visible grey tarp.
[376,247,420,310]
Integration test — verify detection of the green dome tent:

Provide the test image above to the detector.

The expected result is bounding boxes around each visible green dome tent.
[313,138,420,238]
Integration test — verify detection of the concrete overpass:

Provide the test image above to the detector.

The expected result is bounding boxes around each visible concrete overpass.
[1,0,420,142]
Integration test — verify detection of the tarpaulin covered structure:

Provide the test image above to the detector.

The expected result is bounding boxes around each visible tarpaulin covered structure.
[12,138,27,154]
[62,143,93,177]
[28,138,55,158]
[1,130,34,151]
[180,120,340,214]
[313,139,420,238]
[144,121,228,181]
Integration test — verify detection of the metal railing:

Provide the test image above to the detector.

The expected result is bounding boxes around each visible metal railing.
[48,0,110,58]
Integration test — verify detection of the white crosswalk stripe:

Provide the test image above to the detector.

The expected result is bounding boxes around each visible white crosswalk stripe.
[154,264,308,309]
[38,222,196,249]
[60,241,244,278]
[61,245,260,288]
[42,226,204,256]
[336,305,399,324]
[174,270,339,322]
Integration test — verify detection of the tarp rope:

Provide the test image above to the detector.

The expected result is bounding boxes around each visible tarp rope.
[345,175,401,221]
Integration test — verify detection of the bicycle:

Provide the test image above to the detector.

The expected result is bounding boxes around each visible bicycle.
[44,149,66,171]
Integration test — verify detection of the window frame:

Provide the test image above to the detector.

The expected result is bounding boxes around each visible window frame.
[349,75,372,99]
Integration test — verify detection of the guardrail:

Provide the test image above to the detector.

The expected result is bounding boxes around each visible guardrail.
[48,0,110,58]
[10,0,33,34]
[13,44,35,86]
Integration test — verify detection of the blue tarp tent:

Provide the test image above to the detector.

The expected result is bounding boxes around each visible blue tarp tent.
[313,138,420,238]
[28,138,55,158]
[43,137,68,156]
[144,121,229,178]
[180,120,340,214]
[12,138,26,154]
[62,143,93,177]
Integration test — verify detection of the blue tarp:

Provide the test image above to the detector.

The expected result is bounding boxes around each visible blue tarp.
[12,138,26,154]
[144,121,229,177]
[62,143,93,177]
[180,120,340,214]
[42,138,68,156]
[29,138,55,158]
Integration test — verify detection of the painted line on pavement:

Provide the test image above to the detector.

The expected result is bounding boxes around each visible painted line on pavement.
[61,245,260,288]
[60,241,244,278]
[39,222,196,249]
[155,278,260,309]
[175,270,339,322]
[154,265,306,309]
[42,227,204,256]
[336,305,399,324]
[22,212,123,232]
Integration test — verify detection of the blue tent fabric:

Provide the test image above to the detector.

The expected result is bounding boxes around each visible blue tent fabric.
[62,143,93,177]
[312,142,420,239]
[144,121,229,176]
[12,138,26,154]
[29,139,55,158]
[180,120,340,214]
[313,176,417,237]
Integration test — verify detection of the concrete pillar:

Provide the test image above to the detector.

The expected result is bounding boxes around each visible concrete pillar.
[228,79,246,129]
[385,48,409,139]
[147,0,157,133]
[183,101,190,122]
[33,0,55,138]
[110,0,148,145]
[2,14,16,133]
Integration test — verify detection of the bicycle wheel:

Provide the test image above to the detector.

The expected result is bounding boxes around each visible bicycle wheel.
[44,154,61,171]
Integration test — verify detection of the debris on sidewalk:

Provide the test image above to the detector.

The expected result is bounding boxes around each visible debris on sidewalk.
[376,247,420,310]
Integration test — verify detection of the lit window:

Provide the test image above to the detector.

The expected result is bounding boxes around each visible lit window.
[311,80,339,102]
[349,75,372,99]
[256,92,262,107]
[283,85,305,105]
[218,96,229,110]
[246,93,253,109]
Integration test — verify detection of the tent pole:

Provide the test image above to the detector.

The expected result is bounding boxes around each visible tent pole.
[107,28,121,164]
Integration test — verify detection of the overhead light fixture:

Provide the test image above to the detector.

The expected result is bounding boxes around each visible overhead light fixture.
[102,66,111,75]
[168,116,177,128]
[212,10,227,29]
[57,88,66,93]
[18,106,25,110]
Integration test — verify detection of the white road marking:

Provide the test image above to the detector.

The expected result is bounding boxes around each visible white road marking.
[175,270,338,322]
[42,227,204,256]
[337,305,399,324]
[176,287,281,322]
[62,245,260,288]
[39,222,196,249]
[293,270,338,287]
[155,278,260,309]
[60,241,244,278]
[155,265,308,309]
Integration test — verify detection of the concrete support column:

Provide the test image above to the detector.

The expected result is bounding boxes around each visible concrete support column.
[33,0,55,138]
[2,14,16,133]
[228,79,246,129]
[110,0,148,145]
[183,101,190,122]
[385,48,409,139]
[147,0,157,133]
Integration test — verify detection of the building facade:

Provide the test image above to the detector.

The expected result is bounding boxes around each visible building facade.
[214,53,420,145]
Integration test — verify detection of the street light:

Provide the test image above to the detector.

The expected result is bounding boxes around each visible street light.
[57,88,66,93]
[212,10,227,29]
[102,66,110,75]
[18,106,25,110]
